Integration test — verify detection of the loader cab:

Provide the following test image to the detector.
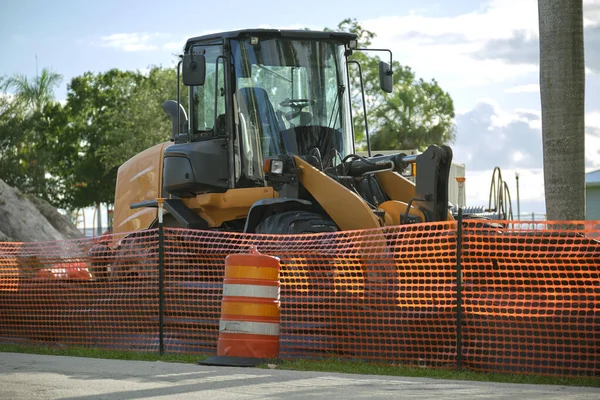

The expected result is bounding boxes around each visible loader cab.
[168,29,381,193]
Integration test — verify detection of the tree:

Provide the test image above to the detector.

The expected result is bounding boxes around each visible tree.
[0,69,66,202]
[367,61,456,151]
[59,66,183,209]
[538,0,585,220]
[2,68,63,113]
[328,18,456,152]
[96,66,184,171]
[1,65,184,211]
[0,82,30,188]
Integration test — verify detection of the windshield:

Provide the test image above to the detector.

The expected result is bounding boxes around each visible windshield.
[230,37,353,183]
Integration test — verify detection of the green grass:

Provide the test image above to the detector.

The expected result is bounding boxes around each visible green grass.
[1,344,598,388]
[0,343,209,364]
[259,357,600,388]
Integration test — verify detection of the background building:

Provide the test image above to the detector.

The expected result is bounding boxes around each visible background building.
[586,169,600,220]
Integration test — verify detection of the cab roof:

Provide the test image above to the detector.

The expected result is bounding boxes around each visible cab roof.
[184,29,357,50]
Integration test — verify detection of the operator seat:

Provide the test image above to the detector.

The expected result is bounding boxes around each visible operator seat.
[237,87,289,155]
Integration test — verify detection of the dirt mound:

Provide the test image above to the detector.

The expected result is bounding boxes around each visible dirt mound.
[0,179,84,242]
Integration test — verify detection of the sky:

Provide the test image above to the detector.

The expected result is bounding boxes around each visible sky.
[2,0,600,219]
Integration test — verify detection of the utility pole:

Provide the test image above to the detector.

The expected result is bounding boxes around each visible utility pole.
[516,171,521,220]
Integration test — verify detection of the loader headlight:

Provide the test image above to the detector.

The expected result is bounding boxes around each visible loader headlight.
[271,160,284,174]
[264,158,284,175]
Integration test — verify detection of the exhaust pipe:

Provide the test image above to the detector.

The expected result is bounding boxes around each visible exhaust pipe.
[162,100,188,141]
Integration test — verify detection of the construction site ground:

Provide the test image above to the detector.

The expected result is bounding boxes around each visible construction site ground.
[2,352,600,400]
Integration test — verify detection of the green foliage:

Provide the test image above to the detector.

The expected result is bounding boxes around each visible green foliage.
[57,66,184,209]
[0,70,65,203]
[62,69,143,208]
[329,18,456,151]
[1,68,63,113]
[369,62,456,150]
[0,85,27,187]
[1,66,185,210]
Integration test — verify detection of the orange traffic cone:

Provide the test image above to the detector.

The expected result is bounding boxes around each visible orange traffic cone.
[200,246,281,367]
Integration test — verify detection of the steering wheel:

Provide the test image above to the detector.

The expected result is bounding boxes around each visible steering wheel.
[279,98,316,109]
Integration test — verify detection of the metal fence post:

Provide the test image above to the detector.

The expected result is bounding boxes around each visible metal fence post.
[157,198,165,356]
[456,208,464,370]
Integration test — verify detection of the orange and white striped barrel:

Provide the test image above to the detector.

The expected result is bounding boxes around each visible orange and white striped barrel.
[216,247,281,361]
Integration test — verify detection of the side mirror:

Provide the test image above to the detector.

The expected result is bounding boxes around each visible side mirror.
[182,53,206,86]
[379,61,393,93]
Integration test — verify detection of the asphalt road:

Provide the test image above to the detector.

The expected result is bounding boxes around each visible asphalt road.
[1,352,599,400]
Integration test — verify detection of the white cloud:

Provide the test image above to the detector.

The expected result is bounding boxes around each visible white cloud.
[473,1,600,72]
[512,150,525,163]
[490,103,541,128]
[504,83,540,93]
[254,23,307,30]
[368,0,539,42]
[586,112,600,168]
[454,98,600,213]
[452,99,543,171]
[586,130,600,169]
[455,100,600,169]
[356,0,599,91]
[587,111,600,128]
[359,0,540,89]
[98,29,243,54]
[99,32,191,53]
[162,42,183,51]
[100,33,160,52]
[584,0,600,26]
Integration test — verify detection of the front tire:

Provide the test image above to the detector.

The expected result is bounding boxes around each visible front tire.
[253,210,342,356]
[254,211,338,234]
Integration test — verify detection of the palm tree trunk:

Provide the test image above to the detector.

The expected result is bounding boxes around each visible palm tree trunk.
[96,203,103,236]
[538,0,586,221]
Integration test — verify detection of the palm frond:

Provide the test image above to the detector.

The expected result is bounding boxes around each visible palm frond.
[2,68,63,112]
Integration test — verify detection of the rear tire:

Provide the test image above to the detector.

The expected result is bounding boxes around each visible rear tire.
[254,211,338,234]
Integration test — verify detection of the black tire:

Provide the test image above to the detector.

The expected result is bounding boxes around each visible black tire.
[254,211,338,234]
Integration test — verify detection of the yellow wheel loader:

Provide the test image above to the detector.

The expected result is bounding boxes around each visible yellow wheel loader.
[93,30,456,363]
[111,28,454,237]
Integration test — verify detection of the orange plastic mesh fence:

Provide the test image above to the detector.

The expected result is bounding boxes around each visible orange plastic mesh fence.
[1,220,598,378]
[161,229,223,353]
[164,222,458,366]
[0,230,160,351]
[461,220,600,377]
